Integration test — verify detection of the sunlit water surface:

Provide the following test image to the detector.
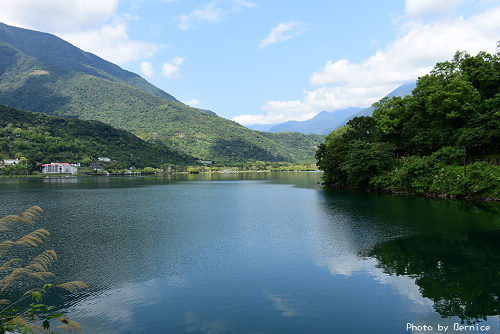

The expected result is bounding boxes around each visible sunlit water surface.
[0,173,499,333]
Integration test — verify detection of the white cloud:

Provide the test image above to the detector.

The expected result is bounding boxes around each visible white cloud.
[233,84,395,125]
[162,57,185,78]
[405,0,464,18]
[0,0,158,65]
[183,99,200,106]
[176,0,256,30]
[177,2,224,30]
[0,0,118,32]
[60,18,157,65]
[310,9,500,87]
[235,6,500,125]
[233,0,257,9]
[259,21,306,49]
[140,61,154,78]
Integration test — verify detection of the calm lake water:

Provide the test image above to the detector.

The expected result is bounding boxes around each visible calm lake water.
[1,172,499,333]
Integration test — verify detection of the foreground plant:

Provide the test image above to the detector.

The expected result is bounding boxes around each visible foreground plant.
[0,206,87,333]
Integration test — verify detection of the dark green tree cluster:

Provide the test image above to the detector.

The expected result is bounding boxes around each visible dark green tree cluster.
[316,51,500,198]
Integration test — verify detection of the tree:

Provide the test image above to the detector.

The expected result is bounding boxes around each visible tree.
[315,126,349,184]
[456,51,500,99]
[344,116,379,143]
[340,141,395,187]
[0,206,87,333]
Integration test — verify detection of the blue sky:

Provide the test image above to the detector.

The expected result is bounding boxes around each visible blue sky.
[0,0,499,125]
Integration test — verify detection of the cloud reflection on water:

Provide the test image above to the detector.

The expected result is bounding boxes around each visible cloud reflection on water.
[64,277,173,332]
[265,292,299,317]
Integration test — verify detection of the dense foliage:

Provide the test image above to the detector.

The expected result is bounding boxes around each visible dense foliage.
[0,105,193,173]
[0,23,323,164]
[316,51,500,198]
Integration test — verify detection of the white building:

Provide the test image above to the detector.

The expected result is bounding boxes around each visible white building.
[42,163,78,174]
[98,157,111,163]
[2,158,19,165]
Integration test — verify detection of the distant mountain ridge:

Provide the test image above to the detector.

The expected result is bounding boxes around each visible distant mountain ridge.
[248,82,417,135]
[0,22,323,163]
[267,107,363,134]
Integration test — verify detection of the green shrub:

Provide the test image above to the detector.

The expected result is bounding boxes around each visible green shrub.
[453,163,499,197]
[370,147,468,194]
[429,163,499,197]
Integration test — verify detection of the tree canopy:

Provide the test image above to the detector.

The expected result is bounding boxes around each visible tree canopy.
[316,51,500,198]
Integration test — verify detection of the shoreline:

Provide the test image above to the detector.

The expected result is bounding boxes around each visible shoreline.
[0,169,320,178]
[323,183,500,203]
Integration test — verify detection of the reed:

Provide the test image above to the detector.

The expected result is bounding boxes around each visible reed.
[0,206,87,333]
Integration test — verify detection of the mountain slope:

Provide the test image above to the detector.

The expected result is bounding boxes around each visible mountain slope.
[0,105,193,168]
[0,22,176,101]
[0,22,323,163]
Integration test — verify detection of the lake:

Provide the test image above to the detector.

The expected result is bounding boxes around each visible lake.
[0,172,499,333]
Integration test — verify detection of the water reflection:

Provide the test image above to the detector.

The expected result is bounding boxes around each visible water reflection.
[308,192,437,312]
[183,311,227,334]
[42,176,80,184]
[367,231,500,324]
[1,173,499,333]
[265,292,299,317]
[61,279,165,334]
[314,189,500,327]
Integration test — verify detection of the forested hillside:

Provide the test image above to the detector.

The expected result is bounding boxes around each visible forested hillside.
[316,51,500,198]
[0,105,193,172]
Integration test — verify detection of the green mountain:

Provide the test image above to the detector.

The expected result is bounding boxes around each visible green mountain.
[0,105,193,169]
[0,22,176,101]
[0,22,323,163]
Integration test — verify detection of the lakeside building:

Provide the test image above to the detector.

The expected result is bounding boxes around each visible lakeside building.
[1,158,19,166]
[89,163,104,171]
[98,157,111,163]
[42,163,78,174]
